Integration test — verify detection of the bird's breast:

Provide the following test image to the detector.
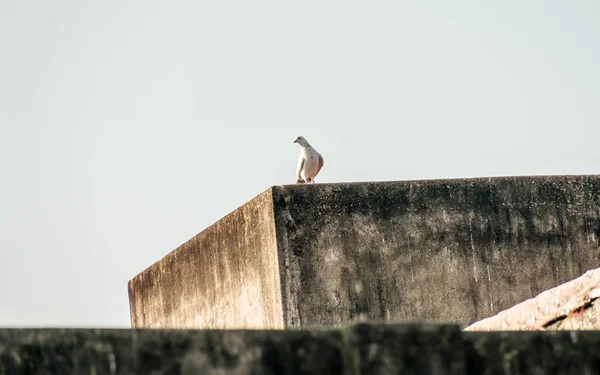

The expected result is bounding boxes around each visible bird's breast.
[302,147,320,159]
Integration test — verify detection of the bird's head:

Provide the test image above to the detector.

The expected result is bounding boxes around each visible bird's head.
[293,136,310,147]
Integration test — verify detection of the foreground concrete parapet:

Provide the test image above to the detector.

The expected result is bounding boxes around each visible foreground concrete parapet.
[344,323,465,374]
[2,323,600,374]
[464,330,600,374]
[0,326,344,375]
[129,175,600,329]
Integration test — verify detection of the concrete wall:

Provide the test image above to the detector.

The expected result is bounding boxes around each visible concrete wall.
[275,175,600,328]
[129,175,600,329]
[3,324,600,374]
[128,188,284,329]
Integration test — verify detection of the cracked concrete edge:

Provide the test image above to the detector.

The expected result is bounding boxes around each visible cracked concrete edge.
[464,267,600,331]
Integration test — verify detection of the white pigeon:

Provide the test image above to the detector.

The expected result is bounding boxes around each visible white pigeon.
[293,136,324,184]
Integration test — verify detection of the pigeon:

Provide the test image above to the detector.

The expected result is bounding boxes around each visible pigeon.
[293,136,324,184]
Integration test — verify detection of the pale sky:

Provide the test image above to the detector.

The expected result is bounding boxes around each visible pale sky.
[1,1,598,327]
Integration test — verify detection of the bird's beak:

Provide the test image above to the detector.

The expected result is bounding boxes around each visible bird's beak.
[293,140,297,144]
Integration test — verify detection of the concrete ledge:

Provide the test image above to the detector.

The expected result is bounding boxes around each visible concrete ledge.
[128,189,284,329]
[464,330,600,374]
[129,175,600,329]
[2,323,600,374]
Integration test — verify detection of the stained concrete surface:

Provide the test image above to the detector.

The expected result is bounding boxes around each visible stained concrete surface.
[274,175,600,328]
[129,175,600,329]
[128,188,284,329]
[2,323,600,374]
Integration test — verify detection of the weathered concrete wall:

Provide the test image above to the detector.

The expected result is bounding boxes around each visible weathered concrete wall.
[128,188,284,329]
[273,175,600,328]
[129,175,600,329]
[2,323,600,374]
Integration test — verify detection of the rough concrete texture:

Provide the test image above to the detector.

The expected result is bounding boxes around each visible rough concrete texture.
[464,330,600,374]
[465,267,600,331]
[2,323,600,374]
[129,175,600,329]
[273,175,600,328]
[128,188,284,329]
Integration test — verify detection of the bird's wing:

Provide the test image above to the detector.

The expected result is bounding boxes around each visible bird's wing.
[316,154,324,175]
[296,155,305,180]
